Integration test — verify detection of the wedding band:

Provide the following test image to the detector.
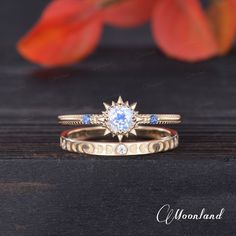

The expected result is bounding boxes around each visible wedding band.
[58,96,181,141]
[60,126,179,156]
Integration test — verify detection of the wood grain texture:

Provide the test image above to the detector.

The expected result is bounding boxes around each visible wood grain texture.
[0,47,235,235]
[1,7,236,233]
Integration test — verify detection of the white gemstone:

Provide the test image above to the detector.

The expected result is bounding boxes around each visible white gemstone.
[107,105,134,133]
[116,144,128,155]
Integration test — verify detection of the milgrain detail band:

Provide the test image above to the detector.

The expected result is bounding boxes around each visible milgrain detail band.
[58,114,181,125]
[58,97,181,142]
[60,126,179,156]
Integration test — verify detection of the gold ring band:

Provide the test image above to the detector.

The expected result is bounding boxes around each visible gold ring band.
[60,126,179,156]
[58,96,181,142]
[58,114,181,125]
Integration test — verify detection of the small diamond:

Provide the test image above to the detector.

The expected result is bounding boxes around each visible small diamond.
[116,144,128,155]
[82,114,91,124]
[150,114,158,125]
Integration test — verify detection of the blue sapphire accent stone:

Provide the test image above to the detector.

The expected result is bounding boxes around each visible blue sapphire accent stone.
[150,114,158,125]
[107,106,134,133]
[82,114,91,124]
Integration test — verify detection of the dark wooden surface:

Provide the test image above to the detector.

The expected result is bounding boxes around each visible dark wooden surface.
[1,1,236,234]
[0,46,236,236]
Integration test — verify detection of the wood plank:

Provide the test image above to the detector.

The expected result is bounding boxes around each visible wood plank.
[0,159,234,235]
[0,45,236,234]
[0,124,236,159]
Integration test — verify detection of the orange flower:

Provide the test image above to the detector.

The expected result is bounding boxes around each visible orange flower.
[17,0,236,67]
[151,0,236,62]
[152,0,218,61]
[104,0,156,28]
[17,0,104,67]
[207,0,236,55]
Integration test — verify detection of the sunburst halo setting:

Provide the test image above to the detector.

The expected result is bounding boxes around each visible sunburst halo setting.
[102,96,139,141]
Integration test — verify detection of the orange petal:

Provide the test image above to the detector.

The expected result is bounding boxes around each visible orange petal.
[228,0,236,30]
[17,0,103,67]
[151,0,218,62]
[104,0,156,28]
[208,0,236,55]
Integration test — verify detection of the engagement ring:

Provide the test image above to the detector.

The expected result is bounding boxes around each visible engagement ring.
[58,96,181,142]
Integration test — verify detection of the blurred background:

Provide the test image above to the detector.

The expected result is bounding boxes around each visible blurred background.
[1,0,154,49]
[1,0,235,125]
[0,1,235,235]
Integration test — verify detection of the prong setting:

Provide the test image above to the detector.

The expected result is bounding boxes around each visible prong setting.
[102,96,139,141]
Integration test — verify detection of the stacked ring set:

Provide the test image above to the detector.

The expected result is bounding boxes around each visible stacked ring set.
[58,96,181,156]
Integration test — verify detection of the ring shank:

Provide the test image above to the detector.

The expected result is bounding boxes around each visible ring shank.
[60,126,179,156]
[58,114,181,125]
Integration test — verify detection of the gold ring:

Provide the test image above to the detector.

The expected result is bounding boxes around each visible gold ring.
[60,126,179,156]
[58,96,181,141]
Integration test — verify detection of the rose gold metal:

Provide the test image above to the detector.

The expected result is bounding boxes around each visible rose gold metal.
[60,126,179,156]
[58,96,181,141]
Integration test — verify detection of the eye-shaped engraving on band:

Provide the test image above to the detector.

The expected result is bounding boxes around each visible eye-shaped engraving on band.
[66,141,72,152]
[84,143,95,154]
[71,143,77,153]
[129,144,137,154]
[164,140,170,151]
[148,142,160,153]
[77,142,84,153]
[61,138,66,149]
[169,139,174,149]
[106,145,113,154]
[94,145,103,154]
[139,143,148,153]
[158,141,164,152]
[174,136,179,147]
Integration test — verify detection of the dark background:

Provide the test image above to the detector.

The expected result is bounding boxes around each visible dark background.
[0,0,236,235]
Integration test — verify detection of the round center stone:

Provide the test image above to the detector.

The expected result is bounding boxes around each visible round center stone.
[107,105,134,133]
